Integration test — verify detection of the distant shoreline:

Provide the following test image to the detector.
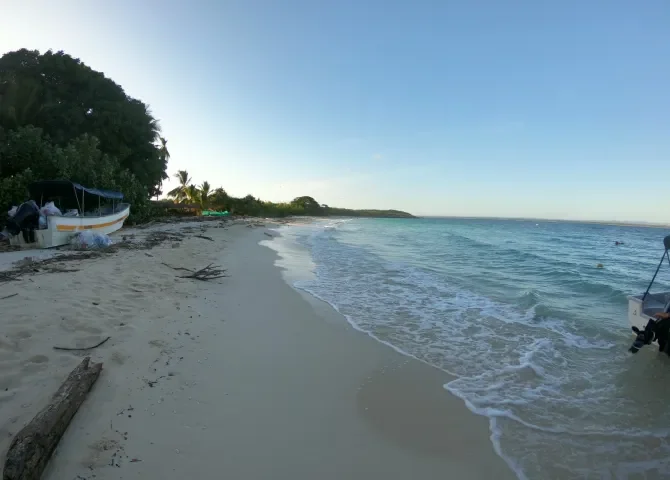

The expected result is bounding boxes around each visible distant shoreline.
[418,215,670,229]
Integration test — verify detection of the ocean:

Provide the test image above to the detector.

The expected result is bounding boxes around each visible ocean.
[265,217,670,479]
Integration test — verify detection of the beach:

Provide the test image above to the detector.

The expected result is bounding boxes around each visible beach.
[0,220,514,479]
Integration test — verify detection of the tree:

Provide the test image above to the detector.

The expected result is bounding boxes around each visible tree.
[0,125,148,219]
[155,137,170,199]
[199,181,211,208]
[0,77,43,128]
[185,184,200,204]
[0,49,167,197]
[167,170,191,203]
[291,196,322,214]
[210,187,228,210]
[158,137,170,163]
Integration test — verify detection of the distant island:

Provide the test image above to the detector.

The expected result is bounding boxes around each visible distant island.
[319,207,415,219]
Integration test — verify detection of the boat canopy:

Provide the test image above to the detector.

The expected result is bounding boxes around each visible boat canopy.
[28,180,124,202]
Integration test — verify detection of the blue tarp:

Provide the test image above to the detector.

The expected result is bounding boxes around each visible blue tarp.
[28,180,124,201]
[74,184,124,200]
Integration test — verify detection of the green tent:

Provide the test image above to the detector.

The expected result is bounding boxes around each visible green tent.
[202,210,229,217]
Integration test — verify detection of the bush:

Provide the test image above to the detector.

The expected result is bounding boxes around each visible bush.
[0,126,150,225]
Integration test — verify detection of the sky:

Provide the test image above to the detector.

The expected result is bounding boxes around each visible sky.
[2,0,669,222]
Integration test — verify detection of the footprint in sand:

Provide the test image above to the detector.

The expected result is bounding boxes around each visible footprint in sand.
[27,354,49,364]
[11,330,32,340]
[111,351,127,365]
[60,317,103,335]
[22,355,50,374]
[129,280,146,290]
[0,373,20,395]
[0,337,19,353]
[83,438,124,469]
[115,304,133,315]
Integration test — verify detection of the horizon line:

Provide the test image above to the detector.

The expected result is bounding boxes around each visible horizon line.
[415,215,670,229]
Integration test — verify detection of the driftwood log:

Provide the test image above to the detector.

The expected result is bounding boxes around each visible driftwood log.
[3,357,103,480]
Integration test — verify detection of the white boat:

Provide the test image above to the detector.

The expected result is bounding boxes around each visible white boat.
[7,180,130,249]
[627,235,670,353]
[628,292,670,333]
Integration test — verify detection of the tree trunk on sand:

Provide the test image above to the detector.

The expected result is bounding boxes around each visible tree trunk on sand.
[3,357,103,480]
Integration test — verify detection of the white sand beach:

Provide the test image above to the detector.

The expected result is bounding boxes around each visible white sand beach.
[0,221,515,479]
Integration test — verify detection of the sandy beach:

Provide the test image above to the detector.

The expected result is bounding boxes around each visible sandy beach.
[0,220,515,479]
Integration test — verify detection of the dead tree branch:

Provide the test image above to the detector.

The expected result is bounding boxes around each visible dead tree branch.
[178,263,227,281]
[161,262,195,273]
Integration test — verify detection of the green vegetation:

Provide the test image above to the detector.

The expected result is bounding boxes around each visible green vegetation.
[163,174,414,218]
[0,49,166,223]
[0,48,412,226]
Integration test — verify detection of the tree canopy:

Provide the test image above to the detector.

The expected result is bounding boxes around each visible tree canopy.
[158,170,414,219]
[0,48,168,221]
[291,196,322,214]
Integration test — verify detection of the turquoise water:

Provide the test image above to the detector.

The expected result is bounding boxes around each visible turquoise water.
[269,218,670,479]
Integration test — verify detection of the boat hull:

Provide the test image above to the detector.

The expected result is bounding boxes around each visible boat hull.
[628,292,670,342]
[9,204,130,249]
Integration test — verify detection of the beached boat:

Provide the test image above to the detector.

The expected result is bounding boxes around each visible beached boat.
[628,235,670,353]
[6,180,130,249]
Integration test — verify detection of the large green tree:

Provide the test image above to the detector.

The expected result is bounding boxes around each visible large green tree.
[0,48,167,197]
[291,196,323,214]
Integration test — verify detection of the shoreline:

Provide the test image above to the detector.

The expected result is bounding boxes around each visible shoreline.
[1,220,515,479]
[283,273,524,479]
[264,224,525,477]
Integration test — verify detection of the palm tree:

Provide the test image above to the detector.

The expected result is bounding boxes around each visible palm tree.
[158,137,170,163]
[154,137,171,199]
[210,187,228,210]
[200,181,211,209]
[185,184,200,204]
[167,170,191,203]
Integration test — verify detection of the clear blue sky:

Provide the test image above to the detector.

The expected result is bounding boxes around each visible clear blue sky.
[2,1,669,222]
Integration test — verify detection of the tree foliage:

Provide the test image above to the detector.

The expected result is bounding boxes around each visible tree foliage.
[167,170,191,203]
[291,196,322,214]
[157,170,414,219]
[199,181,211,208]
[0,126,150,220]
[0,48,168,223]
